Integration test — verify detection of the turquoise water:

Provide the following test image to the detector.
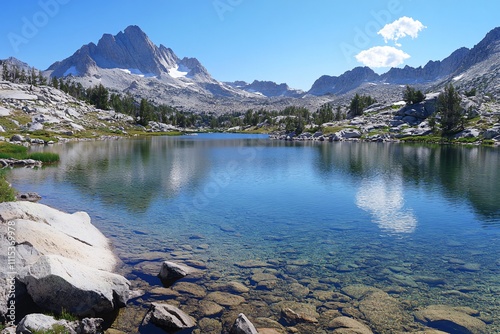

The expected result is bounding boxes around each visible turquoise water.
[8,134,500,333]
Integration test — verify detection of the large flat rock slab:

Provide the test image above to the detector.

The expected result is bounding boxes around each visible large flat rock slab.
[0,90,38,100]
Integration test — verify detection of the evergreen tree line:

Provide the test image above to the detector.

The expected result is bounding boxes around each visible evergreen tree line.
[55,79,183,127]
[1,61,47,86]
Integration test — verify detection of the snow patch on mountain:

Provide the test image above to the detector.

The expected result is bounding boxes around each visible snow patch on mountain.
[168,65,189,79]
[119,68,155,78]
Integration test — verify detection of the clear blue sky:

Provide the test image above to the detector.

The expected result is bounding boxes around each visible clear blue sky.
[0,0,498,90]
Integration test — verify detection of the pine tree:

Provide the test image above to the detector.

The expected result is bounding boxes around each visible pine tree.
[335,106,343,121]
[30,67,37,86]
[350,94,362,116]
[20,69,27,83]
[13,66,20,83]
[1,62,8,81]
[316,104,334,124]
[437,84,463,134]
[51,76,59,89]
[38,71,47,86]
[349,94,376,117]
[403,85,425,105]
[138,98,153,126]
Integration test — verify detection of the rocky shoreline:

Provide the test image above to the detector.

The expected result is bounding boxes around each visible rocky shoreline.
[268,94,500,145]
[0,199,493,334]
[0,202,267,334]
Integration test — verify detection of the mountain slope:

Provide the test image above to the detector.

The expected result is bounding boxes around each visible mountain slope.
[445,27,500,95]
[45,26,244,100]
[308,26,500,97]
[225,80,304,98]
[44,25,323,112]
[42,25,500,112]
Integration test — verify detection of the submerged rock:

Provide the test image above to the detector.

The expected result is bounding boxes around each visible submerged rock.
[414,305,486,334]
[197,300,224,317]
[199,317,223,334]
[329,316,373,334]
[281,308,319,325]
[206,292,245,306]
[358,290,413,333]
[342,284,381,299]
[235,260,270,268]
[172,282,207,298]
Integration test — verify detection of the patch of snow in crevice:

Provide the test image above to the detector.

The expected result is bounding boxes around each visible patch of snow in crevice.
[247,89,264,96]
[453,74,464,81]
[168,65,189,79]
[119,68,156,78]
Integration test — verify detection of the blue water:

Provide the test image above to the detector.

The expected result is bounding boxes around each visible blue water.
[8,134,500,332]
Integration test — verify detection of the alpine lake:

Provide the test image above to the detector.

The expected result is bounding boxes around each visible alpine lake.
[8,133,500,333]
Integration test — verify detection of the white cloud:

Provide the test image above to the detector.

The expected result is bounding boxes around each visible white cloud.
[378,16,426,44]
[355,46,410,68]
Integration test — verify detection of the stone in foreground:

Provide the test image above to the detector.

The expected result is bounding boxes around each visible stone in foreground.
[16,314,104,334]
[158,261,199,286]
[18,255,130,316]
[141,302,196,331]
[230,313,258,334]
[16,314,75,334]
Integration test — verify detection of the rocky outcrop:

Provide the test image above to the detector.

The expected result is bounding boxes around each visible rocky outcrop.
[0,202,130,321]
[483,125,500,139]
[15,192,41,202]
[0,81,136,137]
[0,201,118,270]
[394,93,438,126]
[18,255,130,316]
[141,302,196,331]
[0,159,42,169]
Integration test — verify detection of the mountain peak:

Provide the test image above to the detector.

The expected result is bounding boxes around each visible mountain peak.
[123,25,146,36]
[46,25,213,82]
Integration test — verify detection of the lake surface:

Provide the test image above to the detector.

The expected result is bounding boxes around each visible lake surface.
[8,134,500,333]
